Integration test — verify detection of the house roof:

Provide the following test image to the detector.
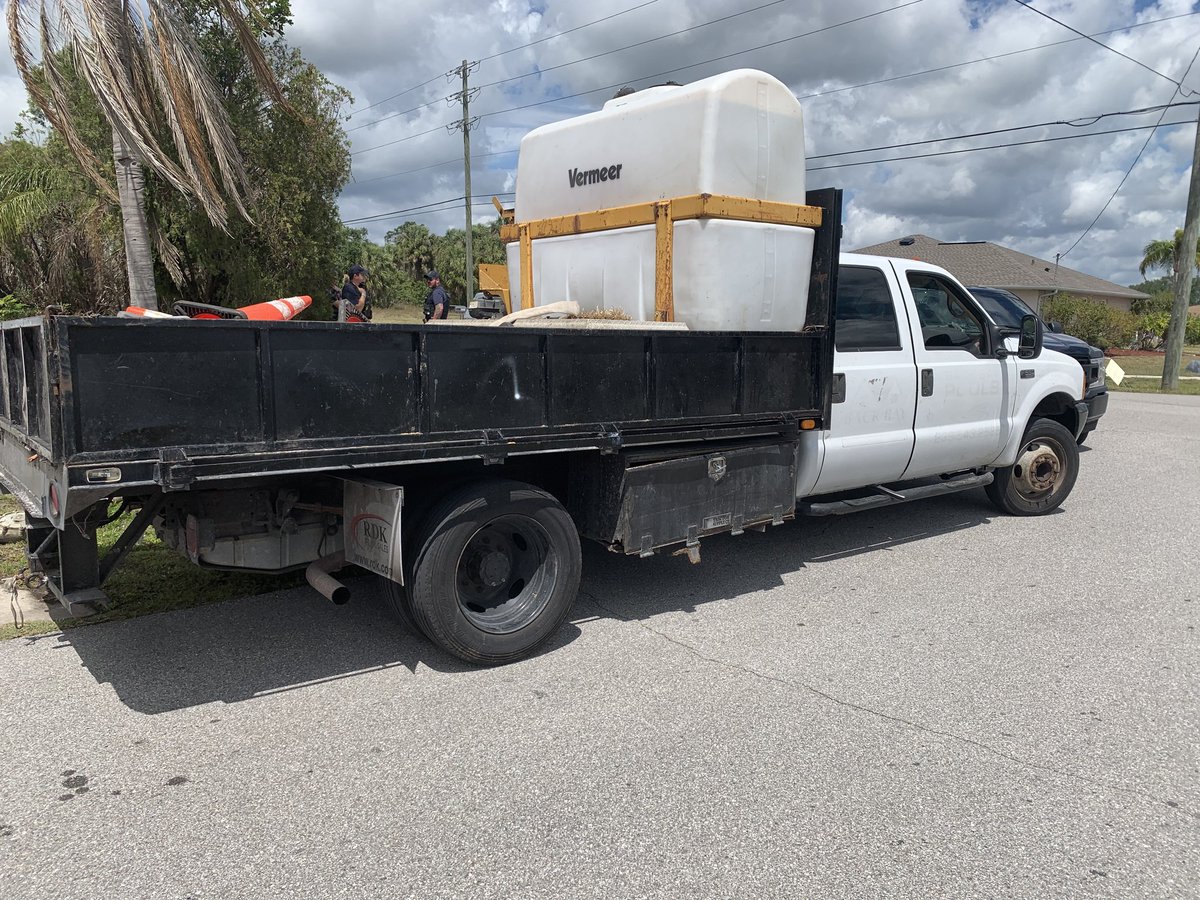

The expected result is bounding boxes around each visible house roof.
[851,234,1148,301]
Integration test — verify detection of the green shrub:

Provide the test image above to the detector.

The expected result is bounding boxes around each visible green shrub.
[0,294,34,322]
[1186,315,1200,345]
[1041,293,1135,350]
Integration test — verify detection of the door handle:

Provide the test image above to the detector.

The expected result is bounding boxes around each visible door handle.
[921,368,934,397]
[832,373,846,404]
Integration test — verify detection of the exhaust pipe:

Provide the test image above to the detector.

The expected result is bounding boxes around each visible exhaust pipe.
[306,551,350,605]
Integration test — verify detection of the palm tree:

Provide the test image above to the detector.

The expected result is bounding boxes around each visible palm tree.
[1139,229,1200,284]
[7,0,291,310]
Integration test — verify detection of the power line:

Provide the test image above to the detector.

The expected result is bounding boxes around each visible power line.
[347,74,447,119]
[476,0,797,90]
[797,10,1200,102]
[1010,0,1190,94]
[806,119,1197,171]
[479,0,663,63]
[353,9,1197,186]
[351,123,450,157]
[477,0,924,122]
[354,149,518,186]
[342,192,515,226]
[375,199,515,224]
[809,101,1200,160]
[1058,45,1200,260]
[347,98,447,134]
[346,0,662,123]
[344,111,1197,228]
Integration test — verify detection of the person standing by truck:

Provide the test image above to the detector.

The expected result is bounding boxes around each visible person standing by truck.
[338,264,371,322]
[423,271,449,322]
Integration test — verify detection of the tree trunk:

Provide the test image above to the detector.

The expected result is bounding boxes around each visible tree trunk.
[113,131,158,311]
[1162,109,1200,390]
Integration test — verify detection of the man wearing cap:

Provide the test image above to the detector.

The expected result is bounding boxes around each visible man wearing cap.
[339,264,371,322]
[423,271,449,322]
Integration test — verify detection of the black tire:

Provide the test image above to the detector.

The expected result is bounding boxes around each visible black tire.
[382,577,424,637]
[985,419,1079,516]
[407,480,581,665]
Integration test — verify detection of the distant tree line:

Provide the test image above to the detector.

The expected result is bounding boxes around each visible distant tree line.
[335,219,507,312]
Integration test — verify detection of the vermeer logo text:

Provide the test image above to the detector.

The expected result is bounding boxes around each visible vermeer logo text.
[568,164,623,188]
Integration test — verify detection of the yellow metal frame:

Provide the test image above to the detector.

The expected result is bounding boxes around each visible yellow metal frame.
[495,193,823,319]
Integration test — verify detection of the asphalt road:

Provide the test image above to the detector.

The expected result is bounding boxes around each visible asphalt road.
[1,392,1197,899]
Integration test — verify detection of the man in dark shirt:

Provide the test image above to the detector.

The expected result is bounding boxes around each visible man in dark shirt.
[423,271,449,322]
[339,264,370,322]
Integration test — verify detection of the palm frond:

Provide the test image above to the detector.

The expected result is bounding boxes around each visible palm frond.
[8,0,295,230]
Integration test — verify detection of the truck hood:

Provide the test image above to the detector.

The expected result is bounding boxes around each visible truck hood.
[1043,330,1102,361]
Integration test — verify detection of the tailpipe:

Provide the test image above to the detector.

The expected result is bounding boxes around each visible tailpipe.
[306,551,350,605]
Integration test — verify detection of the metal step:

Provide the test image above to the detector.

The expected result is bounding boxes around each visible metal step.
[799,471,994,516]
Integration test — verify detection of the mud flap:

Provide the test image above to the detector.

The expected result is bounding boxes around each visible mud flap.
[342,477,405,584]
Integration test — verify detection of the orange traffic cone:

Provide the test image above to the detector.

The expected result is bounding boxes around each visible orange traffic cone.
[239,295,312,320]
[170,295,312,321]
[121,306,174,318]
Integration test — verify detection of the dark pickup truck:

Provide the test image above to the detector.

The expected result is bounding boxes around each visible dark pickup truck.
[969,286,1108,445]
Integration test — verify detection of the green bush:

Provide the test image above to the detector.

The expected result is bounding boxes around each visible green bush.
[1186,315,1200,345]
[0,294,34,322]
[1041,293,1135,350]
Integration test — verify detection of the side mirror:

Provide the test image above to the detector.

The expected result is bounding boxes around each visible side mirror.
[1018,314,1043,359]
[1048,319,1064,334]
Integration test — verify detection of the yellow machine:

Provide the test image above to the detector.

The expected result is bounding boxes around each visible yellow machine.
[467,262,512,319]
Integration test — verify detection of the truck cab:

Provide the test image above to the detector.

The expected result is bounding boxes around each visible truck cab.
[798,254,1087,515]
[968,285,1108,444]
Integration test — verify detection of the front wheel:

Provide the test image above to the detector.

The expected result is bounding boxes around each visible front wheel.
[985,419,1079,516]
[407,480,581,665]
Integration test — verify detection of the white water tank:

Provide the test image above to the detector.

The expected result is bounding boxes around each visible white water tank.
[506,69,815,330]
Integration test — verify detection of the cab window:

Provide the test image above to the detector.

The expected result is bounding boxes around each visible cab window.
[835,266,902,352]
[908,272,987,356]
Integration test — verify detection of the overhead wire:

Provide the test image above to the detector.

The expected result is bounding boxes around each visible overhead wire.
[343,108,1197,227]
[476,0,798,90]
[346,0,664,124]
[797,9,1200,101]
[806,119,1197,172]
[358,8,1196,187]
[342,192,515,226]
[1010,0,1193,95]
[809,101,1200,160]
[477,0,924,122]
[1056,44,1200,260]
[479,0,663,63]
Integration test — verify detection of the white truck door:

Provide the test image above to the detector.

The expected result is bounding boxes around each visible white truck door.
[899,267,1008,480]
[811,263,917,495]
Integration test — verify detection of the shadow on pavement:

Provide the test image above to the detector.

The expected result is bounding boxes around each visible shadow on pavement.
[50,490,996,715]
[572,489,997,622]
[51,574,582,715]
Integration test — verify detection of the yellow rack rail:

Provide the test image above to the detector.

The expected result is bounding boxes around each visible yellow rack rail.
[494,194,823,322]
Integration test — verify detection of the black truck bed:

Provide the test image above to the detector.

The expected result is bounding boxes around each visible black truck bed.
[0,187,841,525]
[0,317,828,519]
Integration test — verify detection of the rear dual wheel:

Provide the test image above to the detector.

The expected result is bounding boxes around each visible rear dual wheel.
[386,480,581,665]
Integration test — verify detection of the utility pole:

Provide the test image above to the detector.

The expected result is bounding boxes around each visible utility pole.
[1163,103,1200,391]
[449,60,480,306]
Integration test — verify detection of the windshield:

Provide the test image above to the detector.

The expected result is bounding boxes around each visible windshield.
[969,287,1036,330]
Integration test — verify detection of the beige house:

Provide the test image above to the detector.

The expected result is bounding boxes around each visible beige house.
[852,234,1147,315]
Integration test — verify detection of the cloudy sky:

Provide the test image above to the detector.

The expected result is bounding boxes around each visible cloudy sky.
[2,0,1198,287]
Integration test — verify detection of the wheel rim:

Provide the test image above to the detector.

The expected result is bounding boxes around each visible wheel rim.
[1011,435,1067,502]
[454,514,558,634]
